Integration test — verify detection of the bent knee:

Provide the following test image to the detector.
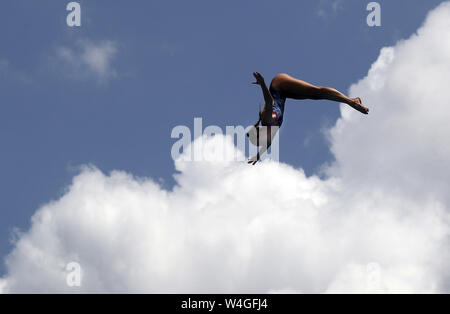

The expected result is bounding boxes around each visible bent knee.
[272,73,290,83]
[270,73,291,90]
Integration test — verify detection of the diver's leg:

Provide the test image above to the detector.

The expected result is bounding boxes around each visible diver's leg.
[271,73,369,114]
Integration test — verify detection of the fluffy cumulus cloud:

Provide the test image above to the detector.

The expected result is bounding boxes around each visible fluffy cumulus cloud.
[0,279,5,293]
[54,39,118,82]
[2,3,450,293]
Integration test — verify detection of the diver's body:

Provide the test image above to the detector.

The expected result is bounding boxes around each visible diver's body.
[248,72,369,164]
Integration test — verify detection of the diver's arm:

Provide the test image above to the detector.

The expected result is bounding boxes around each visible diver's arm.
[248,128,273,165]
[248,141,272,165]
[252,72,274,107]
[259,81,274,108]
[247,125,279,165]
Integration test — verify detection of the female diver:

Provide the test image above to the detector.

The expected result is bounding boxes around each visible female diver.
[247,72,369,165]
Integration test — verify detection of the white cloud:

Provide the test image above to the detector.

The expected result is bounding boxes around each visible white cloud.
[55,39,118,82]
[326,1,450,204]
[2,2,450,293]
[0,279,5,293]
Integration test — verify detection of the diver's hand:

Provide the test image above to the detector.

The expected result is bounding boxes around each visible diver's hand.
[247,155,259,165]
[252,72,265,86]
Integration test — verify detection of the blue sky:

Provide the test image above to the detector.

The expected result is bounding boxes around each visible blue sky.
[0,0,445,276]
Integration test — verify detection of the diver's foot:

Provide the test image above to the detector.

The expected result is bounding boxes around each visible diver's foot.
[351,97,369,114]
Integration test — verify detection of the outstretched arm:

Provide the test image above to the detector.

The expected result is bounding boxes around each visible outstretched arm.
[252,72,274,115]
[253,112,261,128]
[248,126,278,165]
[248,140,272,165]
